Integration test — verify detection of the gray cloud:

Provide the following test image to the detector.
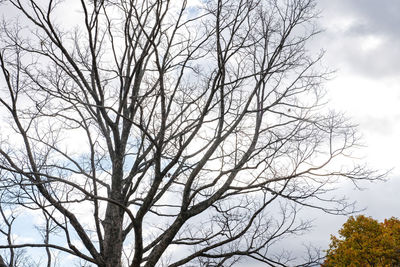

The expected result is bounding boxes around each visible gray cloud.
[343,0,400,35]
[319,0,400,35]
[316,0,400,77]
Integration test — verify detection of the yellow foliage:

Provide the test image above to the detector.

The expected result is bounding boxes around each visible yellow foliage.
[323,215,400,267]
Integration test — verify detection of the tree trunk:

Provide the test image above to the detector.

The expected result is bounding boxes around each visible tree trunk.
[102,201,124,267]
[0,256,8,267]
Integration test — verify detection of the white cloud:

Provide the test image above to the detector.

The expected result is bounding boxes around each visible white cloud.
[360,35,384,52]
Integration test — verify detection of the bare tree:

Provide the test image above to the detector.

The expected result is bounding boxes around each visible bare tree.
[0,0,379,266]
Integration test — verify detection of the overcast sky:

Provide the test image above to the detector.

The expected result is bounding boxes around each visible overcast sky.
[317,0,400,208]
[299,0,400,260]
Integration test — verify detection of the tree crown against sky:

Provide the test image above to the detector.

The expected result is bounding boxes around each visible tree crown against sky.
[0,0,380,266]
[323,215,400,267]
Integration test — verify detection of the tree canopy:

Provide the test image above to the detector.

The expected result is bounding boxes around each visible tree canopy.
[323,215,400,267]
